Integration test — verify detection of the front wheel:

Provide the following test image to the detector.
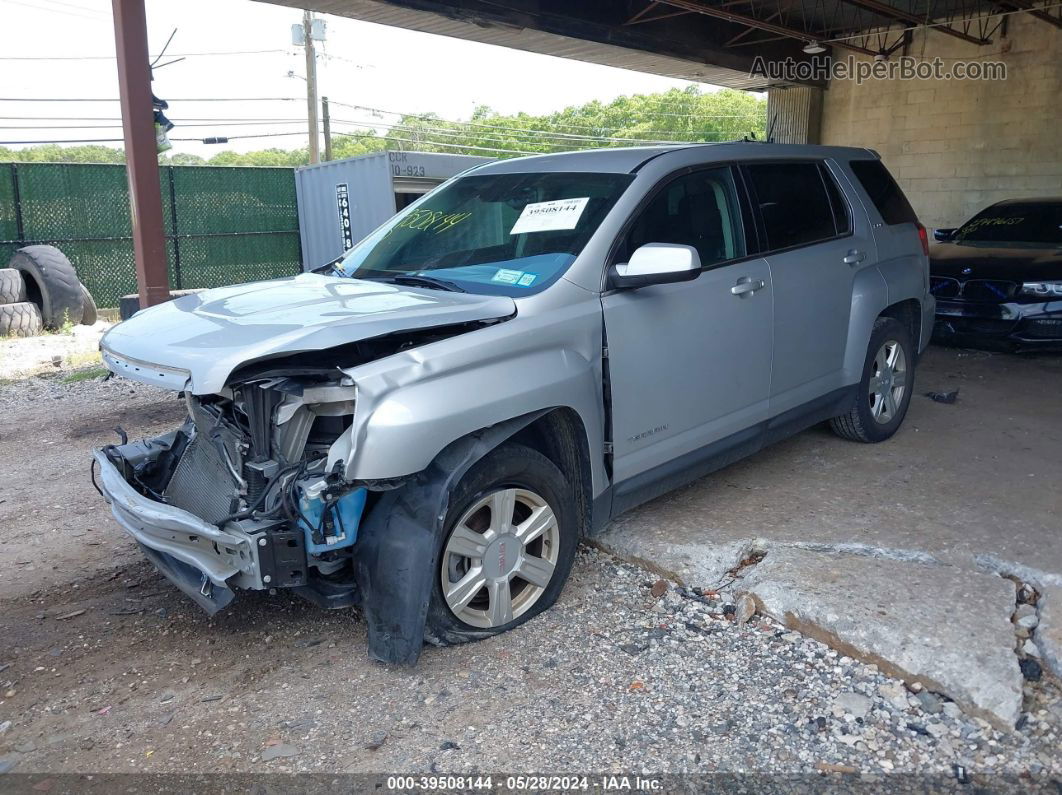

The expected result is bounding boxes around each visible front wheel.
[424,442,578,646]
[830,316,915,443]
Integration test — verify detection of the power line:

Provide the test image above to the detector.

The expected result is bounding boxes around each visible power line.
[329,101,757,144]
[0,137,126,145]
[331,119,574,151]
[0,49,291,61]
[0,116,311,122]
[0,120,311,130]
[0,97,302,102]
[0,97,765,139]
[330,130,538,156]
[173,131,313,142]
[329,117,720,150]
[0,130,320,145]
[0,0,107,22]
[37,0,106,12]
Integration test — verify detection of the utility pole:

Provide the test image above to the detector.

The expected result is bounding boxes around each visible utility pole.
[322,96,332,162]
[112,0,170,308]
[303,10,320,164]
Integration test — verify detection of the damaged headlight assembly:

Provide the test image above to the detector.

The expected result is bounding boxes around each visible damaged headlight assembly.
[96,369,370,606]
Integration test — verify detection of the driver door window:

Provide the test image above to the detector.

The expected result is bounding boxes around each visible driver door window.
[624,167,746,267]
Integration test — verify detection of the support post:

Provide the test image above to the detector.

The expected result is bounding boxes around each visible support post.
[322,96,332,162]
[112,0,170,308]
[304,10,320,164]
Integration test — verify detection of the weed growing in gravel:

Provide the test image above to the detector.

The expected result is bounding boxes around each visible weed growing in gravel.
[60,365,109,384]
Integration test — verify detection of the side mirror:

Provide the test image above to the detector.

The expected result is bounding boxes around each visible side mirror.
[608,243,701,290]
[933,228,956,242]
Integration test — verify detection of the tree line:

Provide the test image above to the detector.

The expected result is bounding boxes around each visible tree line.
[0,87,767,167]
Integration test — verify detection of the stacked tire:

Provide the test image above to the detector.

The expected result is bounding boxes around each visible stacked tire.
[0,245,97,337]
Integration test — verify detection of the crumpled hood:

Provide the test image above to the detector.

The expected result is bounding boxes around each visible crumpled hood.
[101,273,515,394]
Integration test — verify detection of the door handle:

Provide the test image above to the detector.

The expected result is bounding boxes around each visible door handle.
[843,249,866,265]
[731,277,766,297]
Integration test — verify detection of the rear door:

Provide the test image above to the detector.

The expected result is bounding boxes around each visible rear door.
[603,165,773,491]
[743,160,876,414]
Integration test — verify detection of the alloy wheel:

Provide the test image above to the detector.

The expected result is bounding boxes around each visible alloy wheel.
[440,487,560,628]
[868,339,907,424]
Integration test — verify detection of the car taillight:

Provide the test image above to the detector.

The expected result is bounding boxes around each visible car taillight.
[917,223,929,256]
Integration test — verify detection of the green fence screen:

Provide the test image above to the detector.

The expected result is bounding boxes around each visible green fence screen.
[0,162,301,308]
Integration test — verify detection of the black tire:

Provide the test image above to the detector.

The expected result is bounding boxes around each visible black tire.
[0,301,44,337]
[79,283,98,325]
[830,316,915,443]
[424,442,579,646]
[9,245,83,329]
[0,268,26,305]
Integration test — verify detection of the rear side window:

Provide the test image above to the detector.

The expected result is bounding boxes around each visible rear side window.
[744,162,837,251]
[849,159,918,226]
[820,163,852,235]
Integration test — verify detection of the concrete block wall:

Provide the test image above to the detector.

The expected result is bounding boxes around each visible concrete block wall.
[820,15,1062,230]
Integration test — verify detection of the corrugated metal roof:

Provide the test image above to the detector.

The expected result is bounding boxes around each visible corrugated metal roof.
[256,0,773,90]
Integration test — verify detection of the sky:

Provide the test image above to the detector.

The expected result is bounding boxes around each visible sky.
[0,0,713,158]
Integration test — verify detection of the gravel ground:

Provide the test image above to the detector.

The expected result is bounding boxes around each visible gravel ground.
[0,322,111,380]
[0,375,1059,785]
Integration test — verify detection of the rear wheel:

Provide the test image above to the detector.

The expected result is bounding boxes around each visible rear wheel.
[830,316,914,443]
[424,442,578,646]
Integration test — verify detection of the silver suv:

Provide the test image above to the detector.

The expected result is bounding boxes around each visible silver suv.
[95,143,933,663]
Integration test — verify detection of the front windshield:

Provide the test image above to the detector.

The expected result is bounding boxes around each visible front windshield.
[954,202,1062,247]
[338,171,634,295]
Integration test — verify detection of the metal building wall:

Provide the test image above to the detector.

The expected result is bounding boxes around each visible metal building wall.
[294,151,490,270]
[766,86,823,144]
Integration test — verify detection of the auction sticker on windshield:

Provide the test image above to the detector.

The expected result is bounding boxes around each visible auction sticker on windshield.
[511,197,590,234]
[491,269,538,287]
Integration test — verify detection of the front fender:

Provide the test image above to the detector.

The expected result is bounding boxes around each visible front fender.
[334,341,607,497]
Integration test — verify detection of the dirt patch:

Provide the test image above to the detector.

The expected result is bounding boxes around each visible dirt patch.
[0,322,112,379]
[0,361,1059,778]
[0,375,184,601]
[66,401,183,441]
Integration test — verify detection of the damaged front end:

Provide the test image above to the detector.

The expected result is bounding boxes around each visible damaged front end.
[95,370,372,615]
[93,275,521,661]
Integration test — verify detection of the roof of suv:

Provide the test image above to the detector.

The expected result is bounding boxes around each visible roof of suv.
[472,142,879,175]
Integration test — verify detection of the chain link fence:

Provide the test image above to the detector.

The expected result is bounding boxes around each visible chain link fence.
[0,162,301,308]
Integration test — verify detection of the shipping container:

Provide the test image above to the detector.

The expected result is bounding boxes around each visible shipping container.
[294,150,491,270]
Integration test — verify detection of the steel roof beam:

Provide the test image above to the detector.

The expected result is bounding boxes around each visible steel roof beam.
[991,0,1062,27]
[838,0,992,43]
[654,0,880,55]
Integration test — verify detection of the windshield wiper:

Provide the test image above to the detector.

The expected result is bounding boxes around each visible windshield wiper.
[376,274,466,293]
[310,256,346,276]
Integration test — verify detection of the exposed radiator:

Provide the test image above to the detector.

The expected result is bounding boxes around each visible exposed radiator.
[164,405,244,524]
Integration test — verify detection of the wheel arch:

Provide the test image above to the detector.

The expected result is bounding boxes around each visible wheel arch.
[878,297,922,352]
[351,406,590,665]
[508,407,593,538]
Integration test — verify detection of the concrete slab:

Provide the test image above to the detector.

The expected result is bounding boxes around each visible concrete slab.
[602,347,1062,581]
[596,347,1062,728]
[739,547,1023,728]
[1036,586,1062,678]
